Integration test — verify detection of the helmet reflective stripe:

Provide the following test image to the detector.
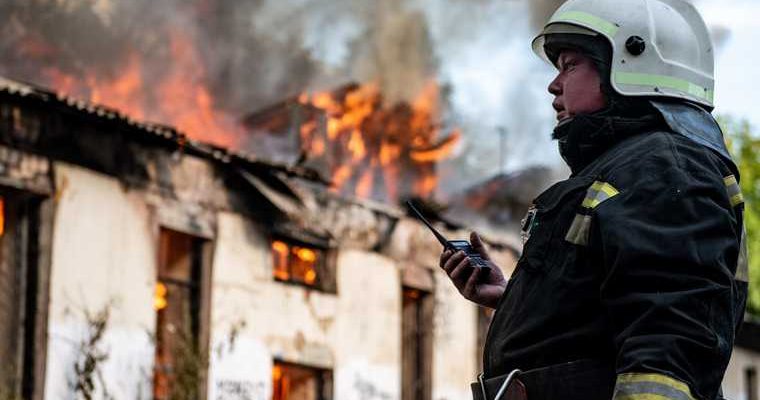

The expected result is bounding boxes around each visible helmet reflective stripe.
[533,0,715,109]
[550,11,620,37]
[614,72,714,103]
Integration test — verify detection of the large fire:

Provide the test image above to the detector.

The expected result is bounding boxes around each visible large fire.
[297,82,461,202]
[14,21,460,203]
[37,30,242,148]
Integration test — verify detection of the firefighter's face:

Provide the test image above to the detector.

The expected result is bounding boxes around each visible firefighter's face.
[548,50,607,122]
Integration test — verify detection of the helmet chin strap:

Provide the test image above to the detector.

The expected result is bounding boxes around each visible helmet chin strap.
[556,117,575,128]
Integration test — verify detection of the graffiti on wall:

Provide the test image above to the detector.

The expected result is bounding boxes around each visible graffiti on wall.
[353,374,393,400]
[214,379,266,400]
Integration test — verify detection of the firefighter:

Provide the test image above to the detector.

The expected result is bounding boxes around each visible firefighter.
[440,0,748,399]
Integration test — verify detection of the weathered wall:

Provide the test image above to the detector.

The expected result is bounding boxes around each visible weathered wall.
[45,163,156,400]
[208,212,403,400]
[208,210,517,400]
[431,271,479,400]
[40,159,514,400]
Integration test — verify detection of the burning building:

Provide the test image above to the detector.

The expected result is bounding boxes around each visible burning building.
[0,76,519,400]
[242,81,461,204]
[2,1,757,398]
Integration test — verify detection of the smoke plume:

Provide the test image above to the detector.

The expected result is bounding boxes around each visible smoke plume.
[0,0,441,111]
[527,0,564,30]
[0,0,568,197]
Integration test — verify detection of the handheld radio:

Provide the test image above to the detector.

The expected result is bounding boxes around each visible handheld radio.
[406,201,490,269]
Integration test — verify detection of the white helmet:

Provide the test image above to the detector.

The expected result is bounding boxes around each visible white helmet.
[532,0,715,109]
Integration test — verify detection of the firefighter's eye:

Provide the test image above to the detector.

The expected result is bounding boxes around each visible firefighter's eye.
[559,59,577,72]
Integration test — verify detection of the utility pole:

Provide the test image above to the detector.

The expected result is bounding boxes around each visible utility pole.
[497,127,508,174]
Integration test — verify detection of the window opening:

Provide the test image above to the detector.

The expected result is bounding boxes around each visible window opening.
[0,192,46,399]
[271,238,334,291]
[747,366,757,400]
[153,228,209,400]
[401,287,433,400]
[272,360,333,400]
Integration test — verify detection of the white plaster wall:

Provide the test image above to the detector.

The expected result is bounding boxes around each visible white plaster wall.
[45,163,155,400]
[209,212,402,400]
[723,347,760,400]
[332,249,401,400]
[39,169,500,399]
[431,270,479,400]
[207,213,274,400]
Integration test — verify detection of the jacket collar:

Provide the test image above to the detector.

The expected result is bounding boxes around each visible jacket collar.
[552,99,735,177]
[649,100,733,164]
[552,108,664,175]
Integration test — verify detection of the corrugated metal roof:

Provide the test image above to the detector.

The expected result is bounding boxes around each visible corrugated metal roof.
[0,76,328,183]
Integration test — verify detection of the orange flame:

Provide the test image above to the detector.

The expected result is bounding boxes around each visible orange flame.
[356,166,375,199]
[298,81,460,201]
[153,282,168,311]
[410,129,462,162]
[39,29,241,148]
[88,53,146,120]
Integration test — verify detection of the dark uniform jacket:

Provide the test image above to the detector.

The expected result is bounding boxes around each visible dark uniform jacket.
[482,101,748,400]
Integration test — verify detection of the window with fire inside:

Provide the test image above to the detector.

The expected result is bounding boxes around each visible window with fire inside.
[271,237,336,293]
[272,361,333,400]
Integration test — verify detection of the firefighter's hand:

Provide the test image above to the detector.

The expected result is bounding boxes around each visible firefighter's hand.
[439,232,507,309]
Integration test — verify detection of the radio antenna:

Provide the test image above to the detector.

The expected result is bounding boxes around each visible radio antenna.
[406,201,449,248]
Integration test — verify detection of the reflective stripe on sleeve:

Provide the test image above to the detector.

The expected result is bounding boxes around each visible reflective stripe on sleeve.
[550,11,620,37]
[724,174,744,207]
[581,181,619,209]
[565,214,592,246]
[722,174,747,281]
[613,373,696,400]
[737,226,749,282]
[614,72,714,103]
[565,181,618,246]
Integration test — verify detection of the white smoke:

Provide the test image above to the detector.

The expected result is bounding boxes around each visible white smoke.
[414,0,563,194]
[0,0,587,198]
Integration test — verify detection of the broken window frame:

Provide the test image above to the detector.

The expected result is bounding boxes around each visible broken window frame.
[0,188,54,400]
[747,366,758,400]
[270,235,337,293]
[401,286,434,400]
[153,227,213,400]
[272,359,333,400]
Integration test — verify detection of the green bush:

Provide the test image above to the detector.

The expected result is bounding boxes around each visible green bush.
[721,116,760,315]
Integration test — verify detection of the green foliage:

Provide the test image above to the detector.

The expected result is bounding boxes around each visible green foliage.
[168,331,208,400]
[721,116,760,315]
[149,323,211,400]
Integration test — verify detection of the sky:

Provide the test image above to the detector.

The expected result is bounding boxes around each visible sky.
[695,0,760,128]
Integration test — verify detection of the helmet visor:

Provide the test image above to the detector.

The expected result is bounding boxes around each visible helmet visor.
[532,23,599,66]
